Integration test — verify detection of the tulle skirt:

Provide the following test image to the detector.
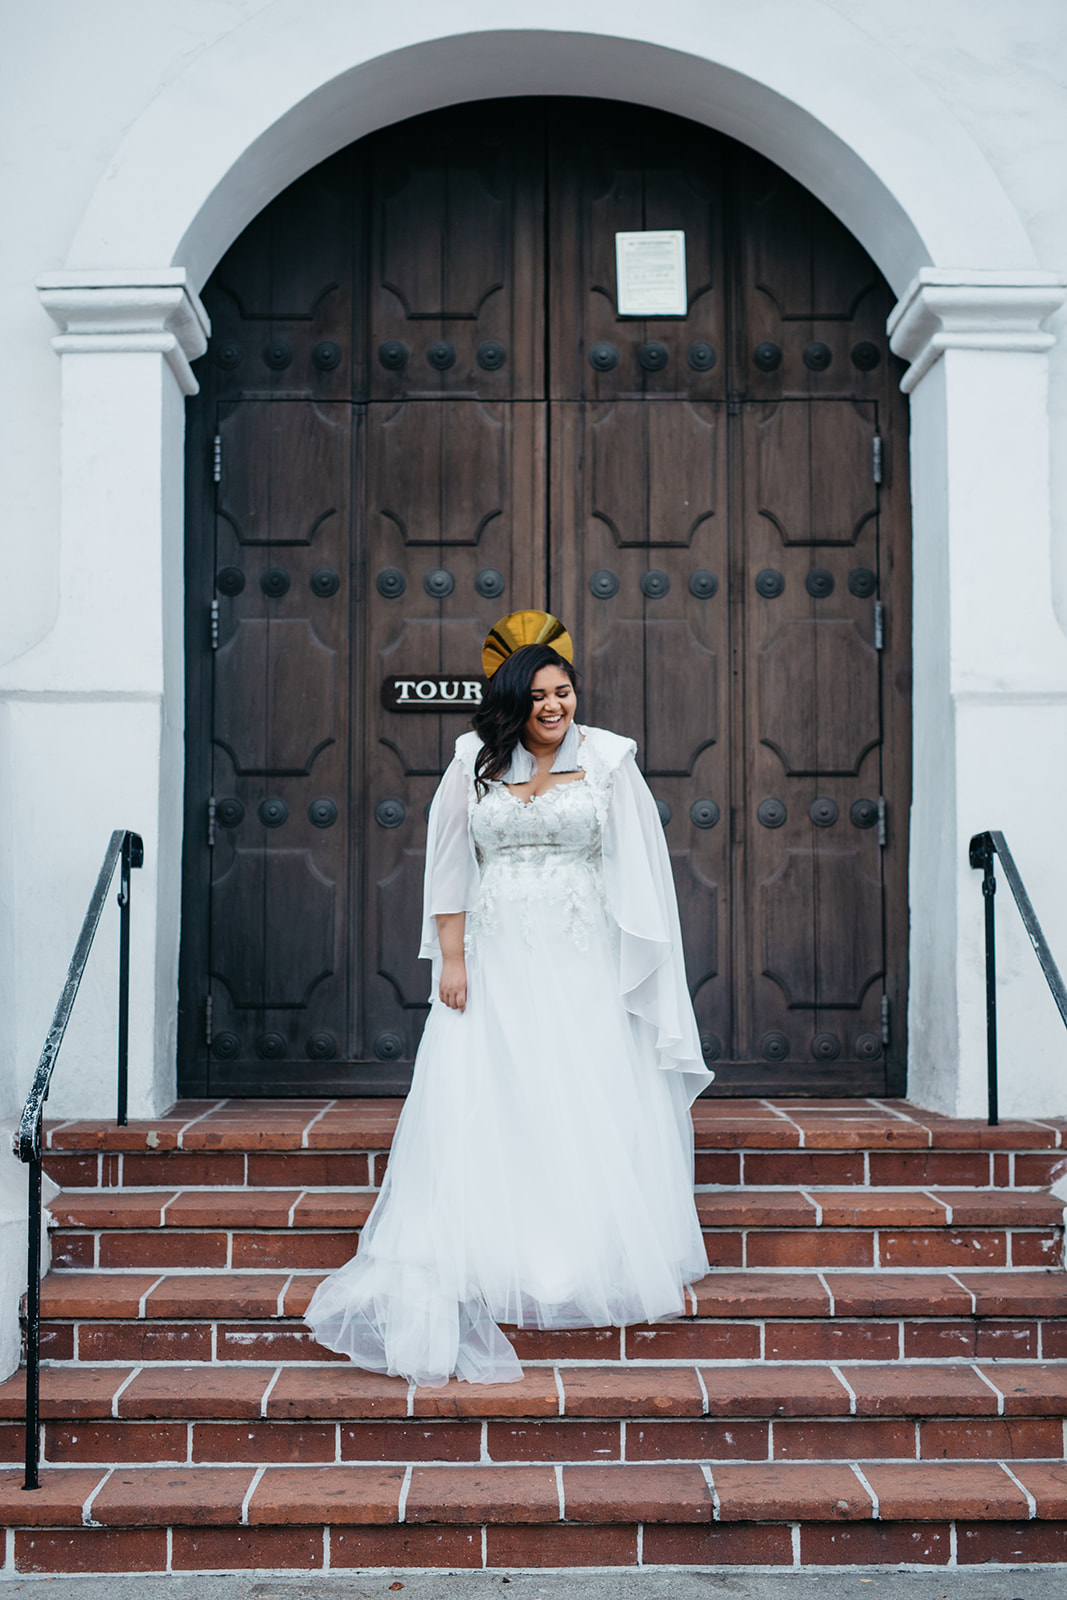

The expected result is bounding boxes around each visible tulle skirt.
[305,881,707,1385]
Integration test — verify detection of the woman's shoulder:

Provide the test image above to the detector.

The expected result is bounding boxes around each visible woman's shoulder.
[453,729,483,774]
[578,725,638,770]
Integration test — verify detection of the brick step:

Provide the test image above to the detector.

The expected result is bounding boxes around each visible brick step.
[47,1187,1065,1273]
[5,1362,1067,1469]
[33,1269,1067,1366]
[6,1459,1067,1573]
[42,1098,1067,1192]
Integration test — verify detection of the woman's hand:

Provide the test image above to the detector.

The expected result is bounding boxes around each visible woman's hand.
[435,913,468,1011]
[439,956,468,1012]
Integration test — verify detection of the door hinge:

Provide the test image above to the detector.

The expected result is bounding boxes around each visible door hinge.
[210,599,220,650]
[874,600,885,650]
[213,434,222,484]
[207,796,217,849]
[881,993,890,1046]
[205,993,213,1048]
[877,796,887,848]
[872,434,883,485]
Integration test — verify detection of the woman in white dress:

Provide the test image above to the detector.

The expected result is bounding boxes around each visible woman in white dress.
[306,612,714,1386]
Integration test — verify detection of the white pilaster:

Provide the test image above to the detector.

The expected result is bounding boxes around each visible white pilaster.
[5,272,209,1119]
[890,270,1067,1117]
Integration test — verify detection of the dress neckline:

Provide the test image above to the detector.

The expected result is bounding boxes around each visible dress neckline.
[501,776,588,808]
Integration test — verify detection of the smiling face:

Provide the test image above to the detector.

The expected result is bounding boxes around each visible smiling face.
[522,664,577,753]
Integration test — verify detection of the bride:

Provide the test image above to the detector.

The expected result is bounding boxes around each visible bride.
[306,611,714,1385]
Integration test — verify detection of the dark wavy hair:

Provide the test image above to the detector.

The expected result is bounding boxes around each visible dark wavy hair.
[472,644,580,797]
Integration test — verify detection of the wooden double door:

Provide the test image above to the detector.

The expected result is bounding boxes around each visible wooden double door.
[180,99,911,1098]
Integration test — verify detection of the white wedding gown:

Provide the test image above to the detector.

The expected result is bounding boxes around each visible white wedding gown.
[305,725,714,1385]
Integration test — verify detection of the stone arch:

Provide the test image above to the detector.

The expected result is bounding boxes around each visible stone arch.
[67,9,1034,294]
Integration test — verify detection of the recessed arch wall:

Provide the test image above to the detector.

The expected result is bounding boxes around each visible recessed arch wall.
[68,9,1037,294]
[21,4,1067,1121]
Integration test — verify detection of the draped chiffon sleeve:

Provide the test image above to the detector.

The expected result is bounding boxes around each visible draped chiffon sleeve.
[595,733,715,1104]
[418,736,481,979]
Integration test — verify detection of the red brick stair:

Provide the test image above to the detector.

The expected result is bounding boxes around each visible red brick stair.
[6,1097,1067,1574]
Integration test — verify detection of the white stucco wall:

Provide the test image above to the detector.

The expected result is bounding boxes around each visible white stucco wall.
[1,0,1066,1144]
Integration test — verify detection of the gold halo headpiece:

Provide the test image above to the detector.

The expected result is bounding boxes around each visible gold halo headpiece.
[482,610,573,679]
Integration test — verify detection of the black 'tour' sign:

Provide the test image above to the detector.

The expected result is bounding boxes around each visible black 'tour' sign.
[381,675,486,711]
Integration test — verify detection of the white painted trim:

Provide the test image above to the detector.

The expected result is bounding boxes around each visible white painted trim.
[36,272,211,397]
[888,268,1067,393]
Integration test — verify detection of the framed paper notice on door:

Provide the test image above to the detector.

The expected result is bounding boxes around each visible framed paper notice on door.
[615,230,687,317]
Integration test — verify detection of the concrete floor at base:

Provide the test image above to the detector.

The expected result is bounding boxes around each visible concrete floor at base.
[0,1569,1062,1599]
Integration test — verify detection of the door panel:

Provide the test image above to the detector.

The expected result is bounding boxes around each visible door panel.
[369,103,543,402]
[552,398,732,1064]
[206,400,354,1088]
[182,99,910,1098]
[548,101,727,403]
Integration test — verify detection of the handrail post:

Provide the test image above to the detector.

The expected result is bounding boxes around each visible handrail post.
[969,833,999,1127]
[24,1148,41,1490]
[116,833,133,1128]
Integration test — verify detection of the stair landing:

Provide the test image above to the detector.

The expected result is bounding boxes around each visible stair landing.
[5,1097,1067,1575]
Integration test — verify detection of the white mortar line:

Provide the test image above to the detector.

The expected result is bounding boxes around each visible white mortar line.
[767,1418,775,1460]
[480,1420,489,1463]
[397,1462,414,1523]
[851,1462,879,1517]
[972,1364,1006,1414]
[138,1275,165,1318]
[760,1099,806,1146]
[798,1189,822,1226]
[913,1419,920,1460]
[947,1272,977,1313]
[241,1464,265,1525]
[165,1525,173,1575]
[701,1464,719,1521]
[276,1272,294,1317]
[830,1364,857,1416]
[554,1463,565,1520]
[999,1461,1037,1518]
[695,1366,709,1416]
[554,1367,566,1416]
[176,1101,226,1150]
[480,1525,487,1568]
[636,1522,643,1565]
[620,1419,627,1462]
[866,1098,914,1123]
[791,1522,801,1568]
[186,1420,193,1464]
[816,1271,835,1316]
[301,1100,336,1148]
[4,1525,13,1575]
[922,1189,952,1223]
[406,1380,416,1419]
[948,1520,957,1565]
[82,1467,113,1526]
[287,1190,308,1228]
[323,1524,331,1571]
[110,1366,139,1418]
[259,1365,282,1419]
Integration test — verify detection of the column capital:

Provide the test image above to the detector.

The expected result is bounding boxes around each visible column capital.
[888,268,1067,394]
[36,269,211,396]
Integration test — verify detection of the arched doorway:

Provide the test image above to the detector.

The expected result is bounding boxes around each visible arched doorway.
[179,97,910,1099]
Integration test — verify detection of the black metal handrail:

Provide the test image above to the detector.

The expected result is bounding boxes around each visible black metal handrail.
[969,830,1067,1127]
[15,829,143,1489]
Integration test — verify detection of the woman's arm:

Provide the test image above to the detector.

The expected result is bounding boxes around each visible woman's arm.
[435,912,467,1011]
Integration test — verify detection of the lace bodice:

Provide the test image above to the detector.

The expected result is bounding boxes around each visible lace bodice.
[466,756,612,948]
